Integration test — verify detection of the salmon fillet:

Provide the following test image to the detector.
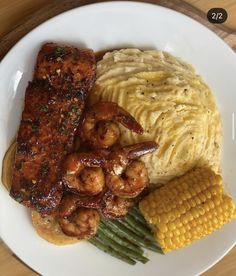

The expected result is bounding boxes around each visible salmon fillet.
[10,43,96,214]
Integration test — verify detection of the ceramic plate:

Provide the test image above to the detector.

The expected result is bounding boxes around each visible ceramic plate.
[0,2,236,275]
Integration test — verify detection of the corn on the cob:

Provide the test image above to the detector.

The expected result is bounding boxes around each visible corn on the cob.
[139,167,236,253]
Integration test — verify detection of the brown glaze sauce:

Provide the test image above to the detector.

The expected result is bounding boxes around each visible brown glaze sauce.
[95,48,123,62]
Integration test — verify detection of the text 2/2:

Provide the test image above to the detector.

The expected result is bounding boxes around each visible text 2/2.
[207,8,227,24]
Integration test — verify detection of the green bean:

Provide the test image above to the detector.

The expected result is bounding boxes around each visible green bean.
[118,219,144,238]
[89,237,136,265]
[123,214,155,242]
[103,219,163,253]
[97,231,149,264]
[133,206,140,212]
[99,222,143,254]
[129,208,162,248]
[129,206,163,247]
[130,207,148,225]
[102,219,141,246]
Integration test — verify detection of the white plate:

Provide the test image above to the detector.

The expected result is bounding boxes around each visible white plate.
[0,2,236,276]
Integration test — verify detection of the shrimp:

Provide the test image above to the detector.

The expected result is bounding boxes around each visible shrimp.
[59,208,100,239]
[105,141,158,198]
[106,160,149,198]
[101,191,134,219]
[58,193,79,218]
[58,190,107,218]
[80,102,143,149]
[62,152,106,196]
[105,141,158,175]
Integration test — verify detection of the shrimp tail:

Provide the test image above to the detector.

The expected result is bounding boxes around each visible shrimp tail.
[116,108,144,134]
[104,141,158,176]
[123,141,158,159]
[92,101,144,134]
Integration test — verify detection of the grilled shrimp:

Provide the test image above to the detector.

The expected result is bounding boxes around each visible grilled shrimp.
[62,152,106,195]
[105,141,158,175]
[80,102,143,149]
[105,141,158,198]
[59,208,100,239]
[101,191,134,219]
[58,190,107,217]
[58,193,79,218]
[106,160,149,198]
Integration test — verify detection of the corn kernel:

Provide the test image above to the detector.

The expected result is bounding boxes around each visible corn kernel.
[160,213,169,224]
[172,236,180,246]
[179,227,186,235]
[189,220,197,228]
[175,218,183,228]
[194,185,201,194]
[165,231,174,238]
[179,205,186,214]
[168,222,176,231]
[164,237,172,248]
[158,224,168,233]
[197,206,205,216]
[195,196,202,205]
[188,198,196,208]
[191,208,199,218]
[186,212,194,221]
[184,231,191,240]
[205,189,211,199]
[208,200,215,209]
[199,193,207,202]
[173,228,181,236]
[205,211,212,220]
[156,231,165,240]
[189,188,196,196]
[181,214,189,225]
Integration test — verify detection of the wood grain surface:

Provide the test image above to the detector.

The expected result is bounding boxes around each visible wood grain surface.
[187,0,236,30]
[0,1,235,276]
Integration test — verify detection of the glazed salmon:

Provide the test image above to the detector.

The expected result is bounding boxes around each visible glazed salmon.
[10,43,96,214]
[34,43,96,92]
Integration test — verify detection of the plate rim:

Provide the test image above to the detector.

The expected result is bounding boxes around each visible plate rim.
[1,1,235,65]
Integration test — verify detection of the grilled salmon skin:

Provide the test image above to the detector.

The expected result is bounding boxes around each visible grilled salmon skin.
[10,43,96,214]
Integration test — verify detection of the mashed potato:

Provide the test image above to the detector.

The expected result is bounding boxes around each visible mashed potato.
[90,49,221,185]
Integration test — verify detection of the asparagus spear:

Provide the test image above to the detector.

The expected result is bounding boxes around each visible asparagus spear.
[97,230,149,264]
[99,222,143,254]
[89,236,136,265]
